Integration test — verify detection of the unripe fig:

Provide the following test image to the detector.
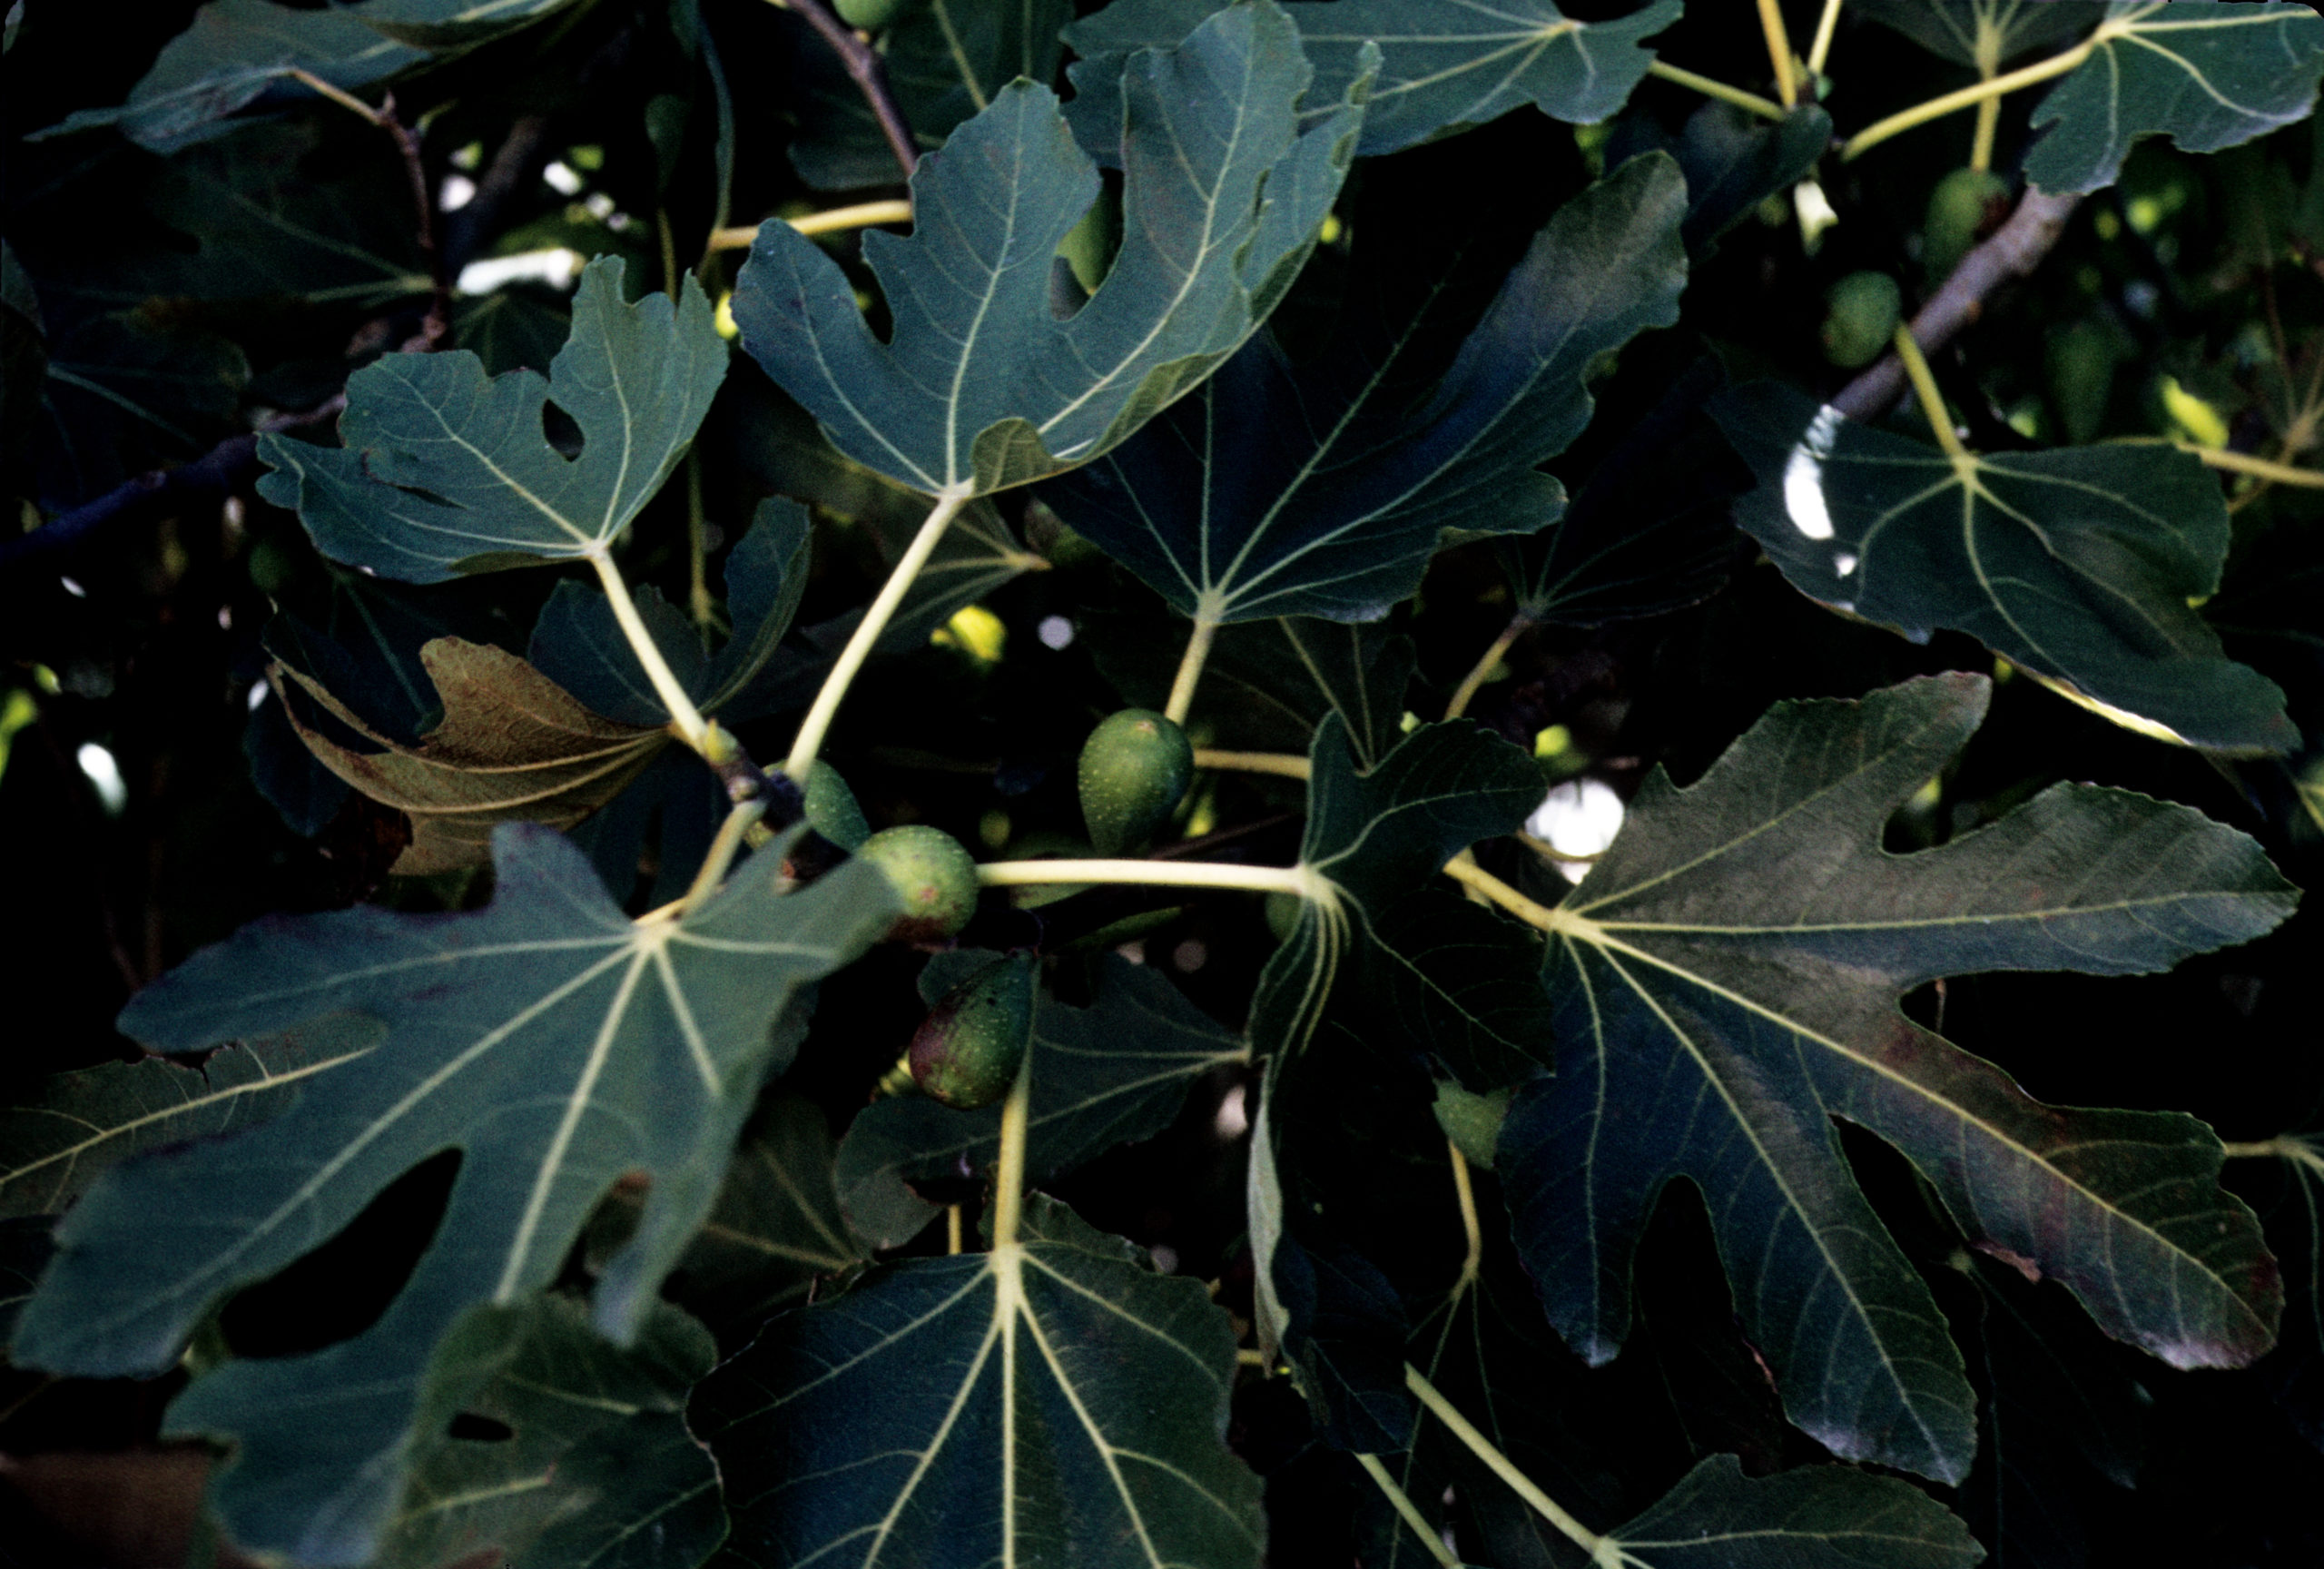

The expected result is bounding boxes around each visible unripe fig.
[803,759,871,851]
[1078,708,1192,855]
[1433,1081,1516,1170]
[832,0,904,30]
[2046,320,2117,447]
[1820,271,1902,369]
[1922,167,2011,286]
[856,825,979,942]
[909,952,1037,1109]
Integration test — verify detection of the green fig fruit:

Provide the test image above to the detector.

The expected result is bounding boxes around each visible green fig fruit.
[1922,167,2011,286]
[909,952,1037,1109]
[803,759,871,851]
[832,0,904,30]
[1078,709,1192,855]
[2046,319,2118,447]
[1432,1081,1516,1170]
[856,825,979,942]
[1820,271,1903,369]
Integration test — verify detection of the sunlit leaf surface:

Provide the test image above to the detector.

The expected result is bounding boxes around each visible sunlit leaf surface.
[733,0,1366,497]
[1713,385,2294,753]
[258,259,726,581]
[1067,0,1680,155]
[2027,1,2324,194]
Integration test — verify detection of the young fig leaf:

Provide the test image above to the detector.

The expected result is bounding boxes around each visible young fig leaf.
[256,258,725,583]
[731,0,1369,498]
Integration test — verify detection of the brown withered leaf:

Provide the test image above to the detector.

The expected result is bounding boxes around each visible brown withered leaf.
[273,638,667,874]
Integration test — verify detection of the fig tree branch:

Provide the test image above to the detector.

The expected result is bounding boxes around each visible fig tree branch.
[1832,188,2080,423]
[767,0,921,181]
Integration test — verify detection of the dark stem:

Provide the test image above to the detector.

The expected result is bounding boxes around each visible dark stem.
[0,398,343,577]
[781,0,921,180]
[375,92,453,350]
[1832,190,2080,423]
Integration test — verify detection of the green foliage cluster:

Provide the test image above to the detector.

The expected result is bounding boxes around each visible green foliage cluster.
[9,2,2324,1566]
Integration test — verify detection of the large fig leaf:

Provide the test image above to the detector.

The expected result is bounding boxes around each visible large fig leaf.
[590,1090,866,1336]
[0,1018,381,1219]
[2025,1,2324,195]
[34,0,581,152]
[732,0,1367,498]
[370,1294,721,1569]
[1712,386,2295,754]
[889,0,1077,149]
[10,824,894,1565]
[837,952,1246,1248]
[692,1194,1263,1569]
[1599,1455,1985,1568]
[1499,673,2295,1484]
[257,258,726,582]
[1039,153,1687,627]
[1255,715,1543,1058]
[1856,0,2107,66]
[1065,0,1681,157]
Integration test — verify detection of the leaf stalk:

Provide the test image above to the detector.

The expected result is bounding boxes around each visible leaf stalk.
[1643,60,1787,122]
[1403,1363,1610,1559]
[1444,615,1531,721]
[1191,749,1311,780]
[1165,615,1221,726]
[976,859,1316,896]
[1841,32,2105,162]
[991,1047,1034,1248]
[1807,0,1845,76]
[708,199,915,252]
[1891,325,1970,460]
[785,486,974,781]
[589,549,714,749]
[1756,0,1799,107]
[1354,1452,1462,1569]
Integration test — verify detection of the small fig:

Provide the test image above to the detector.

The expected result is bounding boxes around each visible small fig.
[1432,1081,1515,1170]
[909,952,1037,1109]
[1819,271,1902,370]
[832,0,904,30]
[1922,167,2011,286]
[1078,708,1192,855]
[803,759,871,852]
[856,825,979,942]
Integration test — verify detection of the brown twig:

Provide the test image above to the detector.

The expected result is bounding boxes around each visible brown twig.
[1833,190,2081,422]
[290,73,450,348]
[774,0,921,180]
[0,398,344,577]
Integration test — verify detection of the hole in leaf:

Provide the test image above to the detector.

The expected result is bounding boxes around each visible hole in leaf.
[218,1149,462,1358]
[541,399,584,460]
[447,1411,515,1443]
